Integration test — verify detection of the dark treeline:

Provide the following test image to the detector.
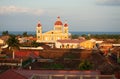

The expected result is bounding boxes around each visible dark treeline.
[72,34,120,39]
[1,31,120,39]
[1,31,35,37]
[90,34,120,39]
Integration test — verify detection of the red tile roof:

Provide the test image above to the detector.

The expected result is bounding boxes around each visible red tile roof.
[15,50,39,58]
[57,39,85,43]
[29,38,37,41]
[1,69,115,79]
[0,69,27,79]
[14,70,100,79]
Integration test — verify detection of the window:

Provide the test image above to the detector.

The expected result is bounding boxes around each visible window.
[38,30,40,33]
[38,36,40,38]
[65,30,67,33]
[45,37,48,40]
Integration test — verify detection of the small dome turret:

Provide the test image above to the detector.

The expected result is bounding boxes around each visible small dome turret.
[37,21,42,27]
[64,21,68,27]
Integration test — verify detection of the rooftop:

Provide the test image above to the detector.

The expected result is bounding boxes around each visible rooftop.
[0,69,116,79]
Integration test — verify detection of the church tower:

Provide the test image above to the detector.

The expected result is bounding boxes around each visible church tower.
[54,16,63,31]
[36,21,42,41]
[63,21,69,34]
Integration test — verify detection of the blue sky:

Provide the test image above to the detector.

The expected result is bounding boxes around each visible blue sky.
[0,0,120,32]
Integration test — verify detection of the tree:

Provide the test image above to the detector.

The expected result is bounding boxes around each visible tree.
[2,31,9,36]
[23,32,28,37]
[71,34,79,39]
[78,60,93,70]
[31,41,39,47]
[6,35,20,59]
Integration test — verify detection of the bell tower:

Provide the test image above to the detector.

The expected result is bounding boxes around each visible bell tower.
[36,21,42,41]
[63,21,68,34]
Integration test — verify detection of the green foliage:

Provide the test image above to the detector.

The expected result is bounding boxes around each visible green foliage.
[22,32,28,37]
[31,41,39,47]
[2,31,9,36]
[0,55,7,59]
[43,63,64,69]
[71,34,79,39]
[6,35,20,50]
[20,41,40,47]
[117,58,120,64]
[51,63,64,69]
[78,60,93,70]
[71,34,120,40]
[91,34,120,39]
[22,58,32,67]
[64,53,76,59]
[81,34,90,40]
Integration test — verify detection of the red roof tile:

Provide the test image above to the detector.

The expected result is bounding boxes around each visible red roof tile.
[57,39,85,43]
[0,69,27,79]
[14,70,100,79]
[29,38,37,41]
[15,50,39,58]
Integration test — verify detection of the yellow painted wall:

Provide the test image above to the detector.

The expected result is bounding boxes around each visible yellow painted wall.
[80,40,95,50]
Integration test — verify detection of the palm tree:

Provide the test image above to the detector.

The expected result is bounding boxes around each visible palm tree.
[6,35,20,59]
[78,60,93,70]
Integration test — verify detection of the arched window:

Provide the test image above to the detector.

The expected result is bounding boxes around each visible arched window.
[62,44,64,48]
[38,30,40,33]
[67,44,69,48]
[38,36,40,38]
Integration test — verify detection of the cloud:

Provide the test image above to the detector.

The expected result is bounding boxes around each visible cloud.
[96,0,120,5]
[0,5,44,15]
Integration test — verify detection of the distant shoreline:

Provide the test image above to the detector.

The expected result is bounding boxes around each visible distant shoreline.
[0,31,120,36]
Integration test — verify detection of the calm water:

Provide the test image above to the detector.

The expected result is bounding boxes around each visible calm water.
[0,31,120,36]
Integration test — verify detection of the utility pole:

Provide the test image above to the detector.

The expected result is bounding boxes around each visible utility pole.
[117,51,120,63]
[117,51,119,59]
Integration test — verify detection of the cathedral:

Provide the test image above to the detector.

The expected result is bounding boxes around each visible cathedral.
[36,16,70,43]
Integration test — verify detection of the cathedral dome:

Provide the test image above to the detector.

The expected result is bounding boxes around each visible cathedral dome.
[54,16,63,25]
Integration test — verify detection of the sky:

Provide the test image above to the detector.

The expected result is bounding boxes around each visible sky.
[0,0,120,32]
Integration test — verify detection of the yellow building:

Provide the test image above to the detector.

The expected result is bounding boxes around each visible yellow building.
[36,16,70,43]
[80,40,96,50]
[0,39,4,45]
[55,39,85,49]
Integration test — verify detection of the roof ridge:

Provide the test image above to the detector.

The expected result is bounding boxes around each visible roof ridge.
[11,69,27,79]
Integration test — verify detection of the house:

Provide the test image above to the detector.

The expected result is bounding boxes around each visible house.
[55,39,85,49]
[0,39,4,45]
[0,59,22,67]
[80,40,96,50]
[99,43,113,55]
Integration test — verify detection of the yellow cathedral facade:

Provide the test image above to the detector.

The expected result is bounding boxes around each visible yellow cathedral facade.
[36,16,70,43]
